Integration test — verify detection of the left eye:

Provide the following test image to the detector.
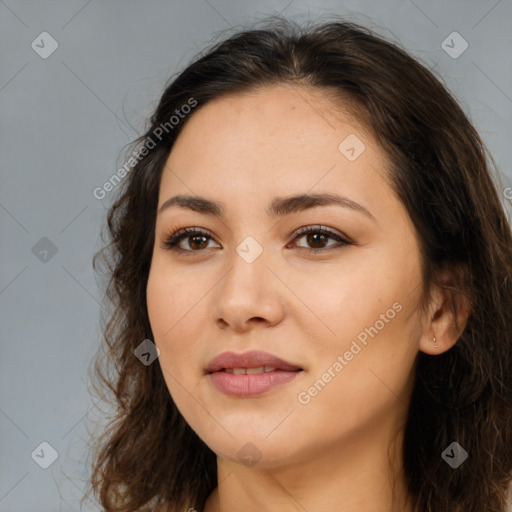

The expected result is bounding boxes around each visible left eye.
[161,225,351,255]
[289,225,352,252]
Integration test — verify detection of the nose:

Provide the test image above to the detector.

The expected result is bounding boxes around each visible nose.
[211,244,286,333]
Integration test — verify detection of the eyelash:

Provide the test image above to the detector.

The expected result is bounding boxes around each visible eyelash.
[161,225,352,256]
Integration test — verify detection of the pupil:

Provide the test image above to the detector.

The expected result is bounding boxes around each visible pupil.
[308,233,326,248]
[190,236,207,249]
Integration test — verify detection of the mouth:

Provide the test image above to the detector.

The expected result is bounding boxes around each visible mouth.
[208,366,304,398]
[205,350,303,374]
[208,368,303,397]
[205,350,304,397]
[215,366,302,374]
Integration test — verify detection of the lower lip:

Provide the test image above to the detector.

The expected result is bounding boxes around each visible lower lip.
[209,370,302,397]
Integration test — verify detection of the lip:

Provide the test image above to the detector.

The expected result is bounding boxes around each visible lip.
[205,350,303,398]
[205,350,302,373]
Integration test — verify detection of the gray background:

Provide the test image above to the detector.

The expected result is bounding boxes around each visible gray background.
[1,1,511,511]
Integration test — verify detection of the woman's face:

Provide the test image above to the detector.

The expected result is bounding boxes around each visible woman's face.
[146,85,427,467]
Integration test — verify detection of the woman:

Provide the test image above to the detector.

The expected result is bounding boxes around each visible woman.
[85,16,512,512]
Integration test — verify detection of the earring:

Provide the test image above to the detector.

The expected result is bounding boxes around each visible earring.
[433,335,438,348]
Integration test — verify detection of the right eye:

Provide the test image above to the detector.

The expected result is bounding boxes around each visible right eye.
[161,227,219,255]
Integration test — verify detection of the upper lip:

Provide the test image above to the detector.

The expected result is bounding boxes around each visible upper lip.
[205,350,303,373]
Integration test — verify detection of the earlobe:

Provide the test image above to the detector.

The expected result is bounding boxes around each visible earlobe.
[419,281,471,356]
[419,329,446,356]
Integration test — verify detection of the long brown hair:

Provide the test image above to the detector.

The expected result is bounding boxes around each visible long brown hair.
[84,16,512,512]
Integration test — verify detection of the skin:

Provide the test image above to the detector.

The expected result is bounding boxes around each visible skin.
[146,85,465,512]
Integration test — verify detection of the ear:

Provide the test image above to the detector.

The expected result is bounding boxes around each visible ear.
[419,269,471,355]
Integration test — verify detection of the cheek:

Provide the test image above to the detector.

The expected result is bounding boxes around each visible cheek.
[287,253,408,340]
[146,263,205,387]
[146,258,199,339]
[297,304,417,439]
[146,269,174,340]
[302,246,421,378]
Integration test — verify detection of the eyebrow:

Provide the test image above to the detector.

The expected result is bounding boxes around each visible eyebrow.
[158,192,376,221]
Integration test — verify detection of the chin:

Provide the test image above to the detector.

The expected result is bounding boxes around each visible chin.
[199,431,308,469]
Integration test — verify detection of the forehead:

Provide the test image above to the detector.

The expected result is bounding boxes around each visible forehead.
[174,84,368,151]
[165,86,383,177]
[158,85,401,226]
